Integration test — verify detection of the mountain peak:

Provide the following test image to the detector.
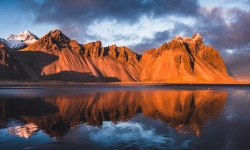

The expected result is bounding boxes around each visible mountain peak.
[23,29,72,52]
[21,30,31,34]
[45,29,70,43]
[47,29,65,38]
[7,30,39,45]
[170,33,203,47]
[49,29,63,34]
[191,33,202,43]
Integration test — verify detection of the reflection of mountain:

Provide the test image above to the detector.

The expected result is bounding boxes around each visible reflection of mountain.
[7,123,37,139]
[0,90,227,137]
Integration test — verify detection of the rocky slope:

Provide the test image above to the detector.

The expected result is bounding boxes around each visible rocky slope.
[1,29,236,83]
[21,30,140,82]
[140,34,235,83]
[0,40,27,80]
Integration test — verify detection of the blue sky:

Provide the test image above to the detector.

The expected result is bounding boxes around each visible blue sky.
[0,0,250,81]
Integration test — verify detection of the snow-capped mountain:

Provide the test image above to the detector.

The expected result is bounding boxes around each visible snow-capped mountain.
[1,37,26,50]
[7,123,38,139]
[7,40,26,49]
[7,30,39,45]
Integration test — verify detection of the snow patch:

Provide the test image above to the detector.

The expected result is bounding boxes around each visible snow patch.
[7,30,39,45]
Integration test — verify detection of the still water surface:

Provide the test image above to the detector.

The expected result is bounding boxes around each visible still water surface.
[0,85,250,150]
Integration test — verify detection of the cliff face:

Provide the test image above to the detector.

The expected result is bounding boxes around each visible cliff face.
[21,30,140,82]
[0,41,27,80]
[6,30,236,83]
[140,33,235,83]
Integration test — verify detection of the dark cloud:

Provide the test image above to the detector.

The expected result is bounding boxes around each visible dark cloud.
[129,30,170,53]
[197,7,250,51]
[129,23,194,53]
[170,22,194,38]
[21,0,200,43]
[16,0,250,53]
[223,52,250,82]
[17,0,250,81]
[29,0,199,24]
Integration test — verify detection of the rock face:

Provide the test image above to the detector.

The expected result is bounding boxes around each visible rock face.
[22,30,140,82]
[140,33,235,83]
[0,40,27,80]
[2,30,236,83]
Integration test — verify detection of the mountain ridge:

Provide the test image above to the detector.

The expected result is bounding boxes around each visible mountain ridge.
[2,29,237,83]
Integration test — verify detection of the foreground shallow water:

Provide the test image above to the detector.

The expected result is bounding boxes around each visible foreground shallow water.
[0,84,250,150]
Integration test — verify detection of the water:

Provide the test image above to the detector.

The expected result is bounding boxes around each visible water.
[0,84,250,150]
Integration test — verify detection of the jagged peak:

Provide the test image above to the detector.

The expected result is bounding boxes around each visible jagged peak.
[7,30,39,42]
[192,33,201,39]
[172,35,185,44]
[174,35,181,39]
[21,30,31,34]
[109,44,117,48]
[109,45,134,52]
[191,33,202,42]
[11,30,35,36]
[170,33,203,45]
[84,40,103,48]
[48,29,63,36]
[43,29,70,42]
[95,40,102,46]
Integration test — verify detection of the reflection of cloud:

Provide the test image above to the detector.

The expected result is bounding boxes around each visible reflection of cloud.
[7,123,38,139]
[88,121,169,148]
[87,121,193,149]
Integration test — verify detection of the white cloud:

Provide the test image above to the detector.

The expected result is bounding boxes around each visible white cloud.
[88,121,170,148]
[86,16,195,47]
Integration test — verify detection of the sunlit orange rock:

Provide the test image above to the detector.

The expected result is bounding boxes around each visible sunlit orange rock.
[140,33,235,83]
[18,30,236,83]
[21,30,140,82]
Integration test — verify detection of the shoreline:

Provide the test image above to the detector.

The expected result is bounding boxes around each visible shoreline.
[0,80,249,87]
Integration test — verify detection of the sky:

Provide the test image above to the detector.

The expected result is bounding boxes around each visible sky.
[0,0,250,82]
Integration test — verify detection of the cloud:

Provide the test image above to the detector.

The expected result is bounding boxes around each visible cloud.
[223,52,250,82]
[21,0,200,44]
[128,30,170,53]
[129,23,193,53]
[88,121,169,148]
[87,121,192,149]
[30,0,199,24]
[14,0,250,81]
[197,7,250,51]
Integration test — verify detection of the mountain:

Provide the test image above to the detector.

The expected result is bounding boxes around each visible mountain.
[1,29,235,83]
[7,30,39,45]
[1,37,26,50]
[7,40,26,50]
[0,39,28,80]
[21,30,140,82]
[140,33,235,82]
